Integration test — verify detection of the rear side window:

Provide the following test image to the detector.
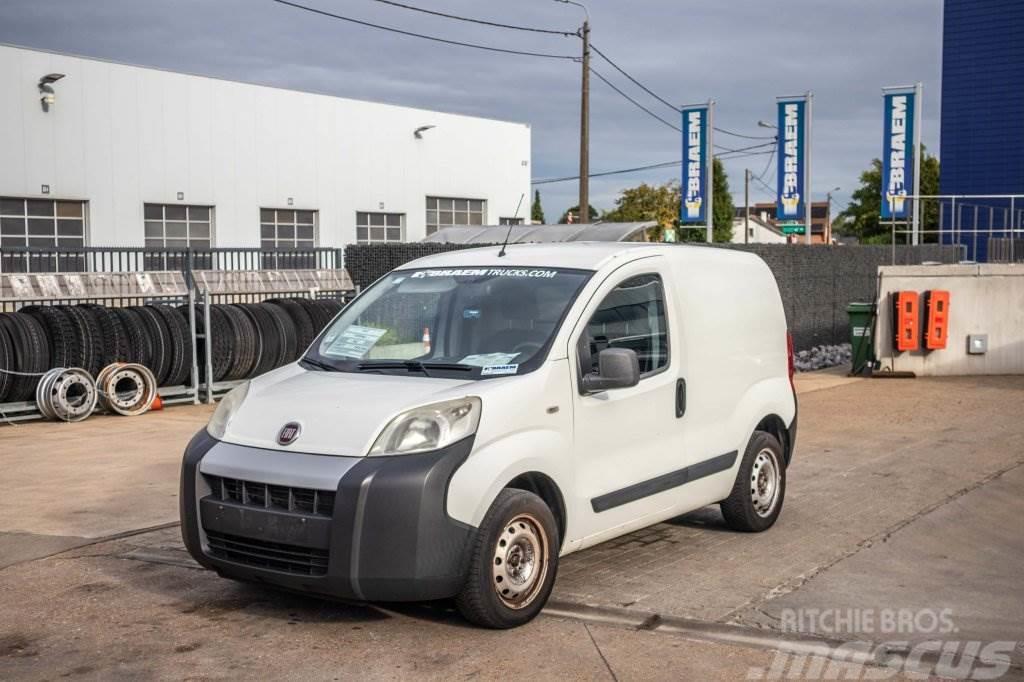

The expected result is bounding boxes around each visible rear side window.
[581,274,669,376]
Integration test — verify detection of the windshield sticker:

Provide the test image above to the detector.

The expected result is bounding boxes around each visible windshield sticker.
[460,352,520,368]
[323,324,387,359]
[463,308,481,319]
[481,363,519,376]
[410,268,559,279]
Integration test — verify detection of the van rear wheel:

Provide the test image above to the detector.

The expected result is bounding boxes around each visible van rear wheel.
[456,489,559,629]
[720,430,786,532]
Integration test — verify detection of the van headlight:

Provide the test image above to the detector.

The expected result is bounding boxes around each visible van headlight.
[206,381,250,440]
[368,397,481,456]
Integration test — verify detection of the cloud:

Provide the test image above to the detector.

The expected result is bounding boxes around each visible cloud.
[0,0,943,218]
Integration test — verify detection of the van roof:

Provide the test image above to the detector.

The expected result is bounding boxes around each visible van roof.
[397,242,761,272]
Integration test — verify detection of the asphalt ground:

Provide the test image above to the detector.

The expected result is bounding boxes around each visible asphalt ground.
[1,371,1022,680]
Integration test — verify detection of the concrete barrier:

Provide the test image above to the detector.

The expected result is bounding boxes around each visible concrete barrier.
[875,264,1024,375]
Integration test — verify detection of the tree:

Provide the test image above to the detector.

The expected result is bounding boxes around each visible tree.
[678,158,735,242]
[559,204,599,224]
[602,180,680,240]
[837,148,940,244]
[531,190,545,224]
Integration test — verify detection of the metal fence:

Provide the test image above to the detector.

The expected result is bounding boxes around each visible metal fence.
[886,194,1024,263]
[0,246,344,280]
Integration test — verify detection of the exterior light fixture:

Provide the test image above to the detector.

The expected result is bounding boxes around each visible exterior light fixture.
[38,73,65,112]
[413,125,435,139]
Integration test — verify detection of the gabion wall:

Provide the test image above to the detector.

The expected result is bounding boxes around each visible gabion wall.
[343,242,964,350]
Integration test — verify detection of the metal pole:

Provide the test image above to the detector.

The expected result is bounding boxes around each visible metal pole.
[973,205,979,260]
[951,196,957,248]
[706,100,715,243]
[744,168,750,244]
[578,19,590,224]
[188,286,199,404]
[805,91,813,245]
[1011,197,1016,263]
[891,222,896,265]
[911,82,923,246]
[826,190,833,244]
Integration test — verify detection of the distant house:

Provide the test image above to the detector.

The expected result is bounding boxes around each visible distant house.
[741,202,834,244]
[730,213,788,244]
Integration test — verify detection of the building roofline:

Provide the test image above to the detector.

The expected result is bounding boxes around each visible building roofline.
[0,41,530,128]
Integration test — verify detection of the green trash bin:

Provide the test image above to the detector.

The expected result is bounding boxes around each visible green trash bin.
[847,302,876,376]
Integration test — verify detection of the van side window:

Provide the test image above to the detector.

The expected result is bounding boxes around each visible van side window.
[580,274,669,377]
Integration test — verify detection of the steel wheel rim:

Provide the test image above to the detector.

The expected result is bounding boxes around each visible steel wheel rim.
[491,513,548,609]
[750,449,781,517]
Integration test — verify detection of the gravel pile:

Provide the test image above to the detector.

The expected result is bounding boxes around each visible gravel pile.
[794,343,852,372]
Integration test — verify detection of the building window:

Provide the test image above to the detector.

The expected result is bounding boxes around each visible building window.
[357,212,405,243]
[144,204,213,248]
[499,217,524,226]
[0,197,87,248]
[261,209,317,248]
[425,197,486,235]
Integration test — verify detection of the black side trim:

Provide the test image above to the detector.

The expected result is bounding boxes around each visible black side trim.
[591,450,738,513]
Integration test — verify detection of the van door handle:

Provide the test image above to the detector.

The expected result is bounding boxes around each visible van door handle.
[675,378,686,418]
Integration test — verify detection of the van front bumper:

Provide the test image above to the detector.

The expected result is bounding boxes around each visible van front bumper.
[179,430,476,602]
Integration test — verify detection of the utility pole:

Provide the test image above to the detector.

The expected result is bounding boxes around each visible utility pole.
[578,18,590,223]
[744,168,751,244]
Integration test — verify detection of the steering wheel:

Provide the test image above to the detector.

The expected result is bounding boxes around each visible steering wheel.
[511,340,543,356]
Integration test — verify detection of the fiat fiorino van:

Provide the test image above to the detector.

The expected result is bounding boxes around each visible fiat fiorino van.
[181,243,797,628]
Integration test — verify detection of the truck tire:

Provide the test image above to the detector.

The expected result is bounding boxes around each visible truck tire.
[456,488,559,629]
[720,430,786,532]
[0,313,50,402]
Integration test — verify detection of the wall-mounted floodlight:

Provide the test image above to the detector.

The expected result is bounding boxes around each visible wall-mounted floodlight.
[413,125,435,139]
[38,73,65,112]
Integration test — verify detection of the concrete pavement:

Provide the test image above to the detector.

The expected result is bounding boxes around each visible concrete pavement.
[1,372,1022,679]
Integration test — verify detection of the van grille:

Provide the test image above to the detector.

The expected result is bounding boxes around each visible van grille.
[204,475,335,517]
[205,530,329,576]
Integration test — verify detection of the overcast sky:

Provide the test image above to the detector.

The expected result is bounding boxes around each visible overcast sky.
[0,0,944,218]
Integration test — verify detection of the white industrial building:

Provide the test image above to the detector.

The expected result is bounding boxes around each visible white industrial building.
[0,43,531,252]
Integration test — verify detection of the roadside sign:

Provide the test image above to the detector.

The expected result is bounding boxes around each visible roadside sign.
[781,224,805,235]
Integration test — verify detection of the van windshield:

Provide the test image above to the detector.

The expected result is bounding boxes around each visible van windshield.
[304,266,592,379]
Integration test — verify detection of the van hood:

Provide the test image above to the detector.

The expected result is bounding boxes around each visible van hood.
[218,364,479,456]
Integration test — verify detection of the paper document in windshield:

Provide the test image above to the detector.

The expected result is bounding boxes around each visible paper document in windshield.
[324,325,388,359]
[459,352,520,368]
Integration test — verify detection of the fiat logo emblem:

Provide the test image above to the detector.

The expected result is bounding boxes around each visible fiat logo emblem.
[277,422,301,446]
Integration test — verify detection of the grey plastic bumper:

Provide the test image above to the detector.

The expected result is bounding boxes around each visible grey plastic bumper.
[180,429,476,602]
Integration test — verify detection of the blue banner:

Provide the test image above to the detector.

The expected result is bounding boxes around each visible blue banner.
[881,91,916,220]
[777,99,806,222]
[680,107,708,224]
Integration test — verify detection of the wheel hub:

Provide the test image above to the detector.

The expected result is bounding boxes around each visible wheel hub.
[491,514,548,609]
[750,449,781,517]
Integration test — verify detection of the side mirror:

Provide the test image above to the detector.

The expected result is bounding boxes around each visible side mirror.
[581,348,640,394]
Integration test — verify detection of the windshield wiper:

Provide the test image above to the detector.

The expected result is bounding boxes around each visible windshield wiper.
[356,360,473,377]
[301,357,341,372]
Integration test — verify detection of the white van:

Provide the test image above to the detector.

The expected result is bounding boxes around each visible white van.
[181,243,797,628]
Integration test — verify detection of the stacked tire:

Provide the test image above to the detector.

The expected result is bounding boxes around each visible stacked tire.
[0,304,194,403]
[193,298,342,383]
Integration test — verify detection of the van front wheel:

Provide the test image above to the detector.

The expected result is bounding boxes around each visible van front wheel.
[720,431,786,532]
[456,489,559,629]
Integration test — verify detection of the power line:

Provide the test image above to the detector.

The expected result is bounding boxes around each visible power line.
[714,141,776,155]
[531,148,774,185]
[589,66,681,133]
[714,127,776,141]
[590,43,678,113]
[366,0,577,36]
[271,0,578,60]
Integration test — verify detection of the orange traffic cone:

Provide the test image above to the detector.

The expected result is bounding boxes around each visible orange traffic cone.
[150,394,164,411]
[422,326,431,354]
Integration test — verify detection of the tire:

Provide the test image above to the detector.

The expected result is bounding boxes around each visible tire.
[261,302,297,363]
[238,304,279,377]
[62,305,105,377]
[21,305,80,369]
[455,489,560,629]
[0,318,13,402]
[293,297,330,332]
[221,305,259,380]
[0,313,50,402]
[81,304,129,366]
[133,306,172,386]
[314,299,342,328]
[720,431,787,533]
[114,308,152,367]
[151,304,192,386]
[267,298,316,356]
[185,304,233,382]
